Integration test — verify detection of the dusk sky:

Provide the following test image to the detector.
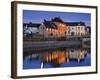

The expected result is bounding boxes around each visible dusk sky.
[23,10,91,26]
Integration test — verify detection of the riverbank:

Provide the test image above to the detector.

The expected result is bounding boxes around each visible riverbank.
[23,40,82,52]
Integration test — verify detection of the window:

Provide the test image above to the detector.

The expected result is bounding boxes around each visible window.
[78,27,80,29]
[72,27,74,30]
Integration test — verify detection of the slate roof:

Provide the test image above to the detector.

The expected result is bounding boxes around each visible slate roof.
[23,23,41,28]
[23,17,86,29]
[65,22,85,26]
[43,20,57,29]
[52,17,64,23]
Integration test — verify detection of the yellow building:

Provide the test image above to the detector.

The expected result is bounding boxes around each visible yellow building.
[39,17,68,38]
[39,17,86,38]
[52,17,67,37]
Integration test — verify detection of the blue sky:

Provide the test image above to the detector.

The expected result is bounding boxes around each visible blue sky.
[23,10,91,26]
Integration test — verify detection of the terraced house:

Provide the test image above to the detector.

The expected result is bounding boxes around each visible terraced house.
[39,17,68,38]
[23,17,87,38]
[66,22,86,37]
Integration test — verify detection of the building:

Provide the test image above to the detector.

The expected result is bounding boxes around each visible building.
[23,17,87,38]
[66,21,86,37]
[39,17,86,38]
[85,26,91,36]
[39,20,58,38]
[23,22,40,37]
[39,17,68,38]
[52,17,68,37]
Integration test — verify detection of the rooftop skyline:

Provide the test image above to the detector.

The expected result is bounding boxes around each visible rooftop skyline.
[23,10,91,26]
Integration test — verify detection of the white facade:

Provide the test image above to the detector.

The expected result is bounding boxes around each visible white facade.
[28,27,39,33]
[23,24,39,36]
[38,23,48,37]
[68,26,77,36]
[68,25,86,36]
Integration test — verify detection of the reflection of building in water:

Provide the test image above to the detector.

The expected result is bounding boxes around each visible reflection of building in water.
[66,49,87,62]
[43,49,87,64]
[43,51,66,64]
[24,49,87,67]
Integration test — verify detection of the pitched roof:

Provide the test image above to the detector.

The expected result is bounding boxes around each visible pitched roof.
[52,17,64,23]
[23,23,41,28]
[43,20,57,29]
[65,22,85,26]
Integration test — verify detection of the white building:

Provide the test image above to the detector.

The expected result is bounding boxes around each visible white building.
[23,20,87,38]
[66,22,86,37]
[23,22,40,36]
[38,22,49,37]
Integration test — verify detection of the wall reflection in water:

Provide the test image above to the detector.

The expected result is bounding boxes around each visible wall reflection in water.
[23,48,91,69]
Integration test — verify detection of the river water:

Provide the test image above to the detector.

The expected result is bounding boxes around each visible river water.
[23,47,91,69]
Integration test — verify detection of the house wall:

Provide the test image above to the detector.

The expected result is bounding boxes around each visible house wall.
[39,23,49,37]
[76,26,86,36]
[68,25,86,36]
[46,28,58,37]
[68,26,77,36]
[53,22,67,37]
[28,27,39,33]
[85,27,91,35]
[39,22,68,38]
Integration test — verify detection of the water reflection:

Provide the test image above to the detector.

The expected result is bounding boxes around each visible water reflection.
[23,48,91,69]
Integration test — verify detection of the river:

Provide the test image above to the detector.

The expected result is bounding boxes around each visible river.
[23,47,91,69]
